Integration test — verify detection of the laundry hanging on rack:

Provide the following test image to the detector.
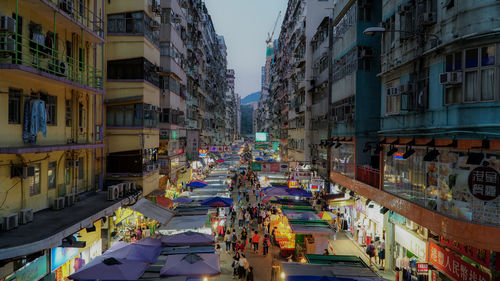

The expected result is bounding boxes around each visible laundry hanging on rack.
[23,98,47,144]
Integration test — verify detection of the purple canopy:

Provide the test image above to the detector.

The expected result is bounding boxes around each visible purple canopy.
[287,188,313,198]
[68,257,148,280]
[264,187,290,196]
[161,231,215,246]
[105,241,129,253]
[173,197,192,204]
[160,253,220,277]
[136,236,162,247]
[103,243,161,263]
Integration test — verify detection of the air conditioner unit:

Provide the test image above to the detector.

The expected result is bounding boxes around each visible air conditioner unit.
[59,0,74,16]
[65,193,76,206]
[123,182,131,194]
[0,36,15,56]
[3,213,18,230]
[52,197,65,210]
[0,16,16,33]
[439,71,462,85]
[129,181,137,192]
[116,183,124,198]
[107,185,119,201]
[399,83,414,93]
[18,208,34,224]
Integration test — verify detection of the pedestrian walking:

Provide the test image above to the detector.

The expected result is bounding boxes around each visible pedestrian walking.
[366,241,376,266]
[241,227,248,245]
[238,253,248,280]
[262,234,270,255]
[231,229,238,251]
[238,210,244,228]
[246,266,254,281]
[224,230,232,252]
[251,231,260,253]
[244,211,251,227]
[232,252,240,279]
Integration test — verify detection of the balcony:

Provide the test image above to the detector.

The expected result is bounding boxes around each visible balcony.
[24,0,105,42]
[0,32,103,91]
[356,165,380,189]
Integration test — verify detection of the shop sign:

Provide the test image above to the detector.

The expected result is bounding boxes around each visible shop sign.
[251,162,262,172]
[4,255,48,281]
[291,172,311,180]
[255,143,269,150]
[468,165,499,201]
[429,241,489,281]
[51,246,79,271]
[439,236,490,268]
[270,163,280,172]
[289,180,298,188]
[417,263,429,274]
[280,163,289,172]
[395,225,427,260]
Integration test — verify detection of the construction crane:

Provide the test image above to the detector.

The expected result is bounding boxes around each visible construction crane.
[266,11,282,46]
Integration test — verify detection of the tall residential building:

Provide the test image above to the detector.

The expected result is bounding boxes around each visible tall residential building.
[104,0,161,196]
[263,0,333,166]
[158,0,188,188]
[225,69,239,142]
[0,0,114,276]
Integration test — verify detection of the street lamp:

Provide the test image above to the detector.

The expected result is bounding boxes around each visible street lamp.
[363,26,441,43]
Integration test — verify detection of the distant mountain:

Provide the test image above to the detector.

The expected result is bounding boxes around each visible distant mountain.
[241,91,260,104]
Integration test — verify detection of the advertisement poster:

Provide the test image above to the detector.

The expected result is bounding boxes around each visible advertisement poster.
[429,241,489,281]
[270,163,280,172]
[424,151,500,226]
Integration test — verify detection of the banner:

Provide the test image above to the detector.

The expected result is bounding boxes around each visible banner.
[291,171,311,180]
[270,163,280,172]
[261,163,270,172]
[429,241,489,281]
[439,236,490,268]
[251,162,262,172]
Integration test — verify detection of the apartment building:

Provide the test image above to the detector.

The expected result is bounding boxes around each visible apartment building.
[0,0,117,278]
[158,0,188,188]
[104,0,161,196]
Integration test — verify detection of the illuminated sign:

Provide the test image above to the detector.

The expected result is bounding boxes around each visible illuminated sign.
[51,246,79,271]
[394,152,404,160]
[198,149,207,158]
[255,132,267,142]
[288,180,298,188]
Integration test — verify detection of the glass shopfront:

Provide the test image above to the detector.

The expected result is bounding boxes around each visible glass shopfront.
[383,146,500,226]
[331,143,355,178]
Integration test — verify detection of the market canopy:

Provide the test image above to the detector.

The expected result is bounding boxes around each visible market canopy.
[160,253,220,277]
[68,257,148,280]
[130,198,175,225]
[156,195,174,208]
[159,215,208,233]
[161,231,214,246]
[187,181,207,188]
[137,237,163,247]
[200,196,233,207]
[318,211,337,220]
[103,243,161,263]
[173,197,192,204]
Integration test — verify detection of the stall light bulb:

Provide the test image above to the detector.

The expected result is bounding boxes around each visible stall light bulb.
[281,272,286,279]
[203,278,208,281]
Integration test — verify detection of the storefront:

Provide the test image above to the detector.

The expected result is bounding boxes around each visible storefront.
[51,220,103,281]
[107,207,159,246]
[353,197,385,247]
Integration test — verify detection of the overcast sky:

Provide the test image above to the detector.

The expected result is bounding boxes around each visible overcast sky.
[204,0,287,98]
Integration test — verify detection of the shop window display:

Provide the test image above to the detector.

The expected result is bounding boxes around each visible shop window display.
[384,147,500,226]
[331,143,355,178]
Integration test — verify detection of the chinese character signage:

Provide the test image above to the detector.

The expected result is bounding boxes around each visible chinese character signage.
[468,165,499,201]
[439,236,490,268]
[429,241,489,281]
[291,172,311,180]
[289,180,298,188]
[417,263,428,274]
[270,163,280,172]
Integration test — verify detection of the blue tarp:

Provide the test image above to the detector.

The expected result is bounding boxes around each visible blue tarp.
[200,196,233,207]
[187,181,207,188]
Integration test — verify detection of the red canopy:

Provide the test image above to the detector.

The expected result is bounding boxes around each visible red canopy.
[156,196,174,209]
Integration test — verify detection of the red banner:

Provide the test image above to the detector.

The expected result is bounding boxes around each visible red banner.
[270,163,280,172]
[429,241,490,281]
[439,236,490,268]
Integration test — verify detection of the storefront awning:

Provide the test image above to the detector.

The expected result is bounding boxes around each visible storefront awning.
[159,215,207,232]
[130,198,175,225]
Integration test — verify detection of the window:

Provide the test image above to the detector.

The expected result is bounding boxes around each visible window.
[78,157,84,180]
[107,12,159,46]
[358,3,372,22]
[8,89,22,124]
[48,161,56,189]
[445,45,496,104]
[385,84,400,114]
[41,94,57,125]
[65,100,72,127]
[161,8,172,24]
[29,164,41,196]
[108,57,159,87]
[78,102,85,128]
[107,103,158,128]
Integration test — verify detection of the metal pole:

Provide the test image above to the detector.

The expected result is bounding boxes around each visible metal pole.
[326,12,333,194]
